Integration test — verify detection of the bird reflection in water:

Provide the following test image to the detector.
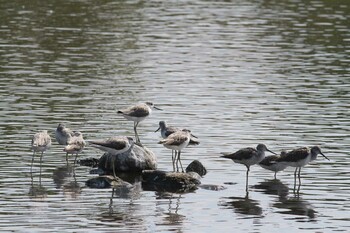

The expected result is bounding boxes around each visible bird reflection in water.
[156,192,185,228]
[253,179,289,201]
[29,166,47,199]
[52,164,81,198]
[219,192,263,217]
[254,179,317,220]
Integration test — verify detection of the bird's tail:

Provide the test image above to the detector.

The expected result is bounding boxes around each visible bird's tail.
[220,152,232,159]
[117,111,123,114]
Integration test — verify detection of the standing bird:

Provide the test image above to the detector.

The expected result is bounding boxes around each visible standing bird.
[63,131,86,164]
[155,121,200,171]
[158,129,192,172]
[89,136,134,177]
[55,123,74,145]
[31,130,52,173]
[276,146,329,188]
[259,150,289,179]
[221,144,276,192]
[117,102,162,144]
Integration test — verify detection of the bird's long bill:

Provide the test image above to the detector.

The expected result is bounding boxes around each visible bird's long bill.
[267,149,277,155]
[154,106,162,110]
[155,127,161,132]
[190,133,198,138]
[321,152,330,161]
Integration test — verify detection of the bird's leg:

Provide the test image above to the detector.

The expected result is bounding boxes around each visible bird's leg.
[39,152,43,184]
[31,151,35,173]
[293,167,298,193]
[274,171,277,180]
[245,165,250,192]
[298,167,302,186]
[74,153,78,165]
[66,152,69,164]
[177,151,184,173]
[175,151,179,172]
[134,122,140,143]
[171,150,176,172]
[112,156,117,178]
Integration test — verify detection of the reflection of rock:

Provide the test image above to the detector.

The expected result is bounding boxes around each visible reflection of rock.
[220,193,263,216]
[142,170,201,193]
[86,175,133,189]
[78,157,99,168]
[185,160,207,176]
[98,144,157,173]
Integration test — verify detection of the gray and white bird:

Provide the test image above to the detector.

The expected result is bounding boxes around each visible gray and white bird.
[275,146,329,185]
[31,130,52,172]
[158,129,192,173]
[259,150,289,179]
[63,131,86,164]
[89,136,135,177]
[221,144,276,192]
[155,121,199,171]
[118,102,162,143]
[55,123,74,145]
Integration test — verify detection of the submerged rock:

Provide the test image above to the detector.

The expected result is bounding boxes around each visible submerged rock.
[85,175,132,189]
[98,144,157,173]
[142,170,201,193]
[186,160,207,176]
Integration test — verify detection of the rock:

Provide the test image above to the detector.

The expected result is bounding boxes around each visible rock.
[142,170,201,193]
[78,158,99,168]
[85,175,132,189]
[98,144,157,173]
[186,160,207,176]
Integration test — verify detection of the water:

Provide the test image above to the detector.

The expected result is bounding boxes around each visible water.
[0,0,349,232]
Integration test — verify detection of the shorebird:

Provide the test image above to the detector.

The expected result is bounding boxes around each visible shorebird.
[55,123,74,145]
[276,146,329,187]
[89,136,134,177]
[221,144,276,192]
[155,121,199,171]
[158,129,192,172]
[63,131,86,164]
[259,150,289,179]
[31,130,52,173]
[118,102,162,143]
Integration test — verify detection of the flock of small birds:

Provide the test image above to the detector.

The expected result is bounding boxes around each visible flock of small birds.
[31,101,330,191]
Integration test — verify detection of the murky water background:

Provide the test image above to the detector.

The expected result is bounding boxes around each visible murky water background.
[0,0,349,232]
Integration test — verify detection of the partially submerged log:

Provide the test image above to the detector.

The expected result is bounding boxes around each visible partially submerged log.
[98,144,157,173]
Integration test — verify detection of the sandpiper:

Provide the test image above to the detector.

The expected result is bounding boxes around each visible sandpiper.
[31,130,52,172]
[155,121,199,171]
[63,131,86,164]
[259,150,289,179]
[118,102,162,143]
[55,123,74,145]
[158,129,192,172]
[89,136,134,177]
[276,146,329,185]
[221,144,276,192]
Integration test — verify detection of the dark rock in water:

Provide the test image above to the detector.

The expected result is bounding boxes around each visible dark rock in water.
[142,170,201,193]
[186,160,207,176]
[85,175,132,189]
[79,158,99,168]
[98,144,157,173]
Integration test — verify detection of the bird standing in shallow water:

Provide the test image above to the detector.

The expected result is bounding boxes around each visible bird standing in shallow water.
[158,129,192,172]
[89,136,134,177]
[155,121,199,171]
[221,144,276,192]
[55,123,74,145]
[31,130,52,175]
[259,150,289,179]
[63,131,86,164]
[276,146,329,190]
[118,102,162,144]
